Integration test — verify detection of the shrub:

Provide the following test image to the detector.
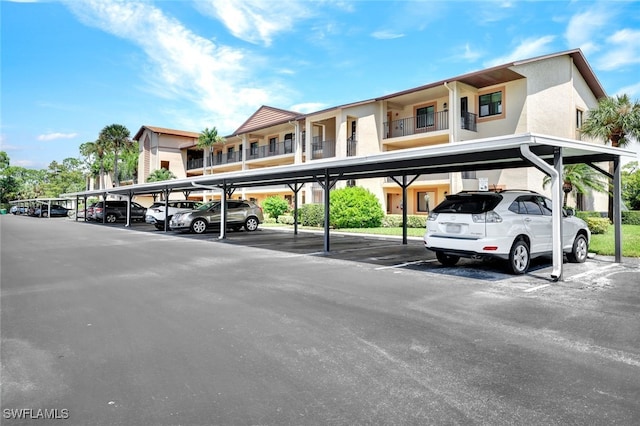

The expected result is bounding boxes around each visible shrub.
[382,214,427,228]
[277,214,296,225]
[298,203,324,227]
[329,186,384,228]
[262,196,289,221]
[585,217,611,235]
[622,211,640,225]
[576,210,602,221]
[382,215,403,228]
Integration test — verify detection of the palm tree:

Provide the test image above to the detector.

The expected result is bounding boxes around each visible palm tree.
[146,168,176,182]
[580,94,640,219]
[100,124,132,187]
[543,163,607,208]
[197,127,225,175]
[80,138,109,190]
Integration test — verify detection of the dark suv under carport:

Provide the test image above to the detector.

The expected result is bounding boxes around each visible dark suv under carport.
[93,201,146,223]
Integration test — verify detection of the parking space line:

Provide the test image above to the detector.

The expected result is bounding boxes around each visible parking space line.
[375,259,436,270]
[524,284,551,293]
[563,263,619,282]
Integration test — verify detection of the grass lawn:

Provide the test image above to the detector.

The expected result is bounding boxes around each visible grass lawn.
[264,223,640,257]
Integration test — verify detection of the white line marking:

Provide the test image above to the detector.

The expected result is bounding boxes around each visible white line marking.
[375,260,430,270]
[563,263,619,282]
[524,284,551,293]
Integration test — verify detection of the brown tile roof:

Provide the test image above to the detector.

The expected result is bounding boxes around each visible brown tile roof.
[133,125,200,141]
[232,106,301,135]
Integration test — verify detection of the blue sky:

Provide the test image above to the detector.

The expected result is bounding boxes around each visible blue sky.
[2,0,639,169]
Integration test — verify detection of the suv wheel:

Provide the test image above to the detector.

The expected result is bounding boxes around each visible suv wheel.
[190,218,207,234]
[508,238,530,274]
[106,213,117,223]
[436,251,459,267]
[567,234,588,263]
[244,216,259,232]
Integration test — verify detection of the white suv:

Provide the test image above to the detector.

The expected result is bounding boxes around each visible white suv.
[145,200,201,230]
[424,190,590,274]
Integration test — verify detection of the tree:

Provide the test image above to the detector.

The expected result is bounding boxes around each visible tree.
[117,141,139,184]
[80,138,109,190]
[622,162,640,210]
[100,124,132,187]
[0,151,9,170]
[543,163,607,208]
[580,94,640,219]
[262,196,289,220]
[146,168,176,182]
[330,186,384,228]
[42,158,85,197]
[197,127,225,175]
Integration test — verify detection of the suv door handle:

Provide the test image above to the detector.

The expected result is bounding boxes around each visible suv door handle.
[524,217,531,222]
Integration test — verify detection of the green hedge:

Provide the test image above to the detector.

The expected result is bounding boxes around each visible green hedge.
[297,203,325,227]
[622,211,640,225]
[382,214,427,228]
[575,211,603,221]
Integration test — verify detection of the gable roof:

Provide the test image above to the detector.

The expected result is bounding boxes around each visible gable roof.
[232,106,301,136]
[377,49,606,102]
[133,125,200,141]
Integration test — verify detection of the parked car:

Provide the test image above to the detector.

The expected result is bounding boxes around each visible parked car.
[32,204,70,218]
[78,202,99,220]
[145,200,202,230]
[93,200,146,223]
[169,200,264,234]
[10,205,28,215]
[424,190,590,274]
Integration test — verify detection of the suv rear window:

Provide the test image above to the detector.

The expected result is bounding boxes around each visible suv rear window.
[433,193,502,214]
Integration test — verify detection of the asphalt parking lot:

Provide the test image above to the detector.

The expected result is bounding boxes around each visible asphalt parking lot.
[2,215,639,425]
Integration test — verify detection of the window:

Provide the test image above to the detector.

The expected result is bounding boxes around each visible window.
[284,133,293,153]
[416,105,435,128]
[521,197,543,215]
[479,90,502,118]
[160,160,169,170]
[461,171,477,179]
[576,109,583,129]
[250,142,258,156]
[417,191,435,212]
[269,137,277,153]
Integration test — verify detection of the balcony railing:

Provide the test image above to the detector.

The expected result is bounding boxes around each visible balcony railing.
[246,140,294,161]
[384,111,448,139]
[311,138,336,159]
[347,137,357,157]
[213,151,241,166]
[186,157,204,170]
[461,112,477,132]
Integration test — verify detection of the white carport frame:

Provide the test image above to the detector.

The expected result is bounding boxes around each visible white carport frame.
[63,133,636,282]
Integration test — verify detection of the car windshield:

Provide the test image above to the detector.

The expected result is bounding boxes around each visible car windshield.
[196,201,220,211]
[433,193,502,214]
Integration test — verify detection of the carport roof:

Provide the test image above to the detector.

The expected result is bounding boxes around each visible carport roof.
[62,133,635,198]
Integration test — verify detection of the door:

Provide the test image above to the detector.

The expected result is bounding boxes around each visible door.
[519,196,552,253]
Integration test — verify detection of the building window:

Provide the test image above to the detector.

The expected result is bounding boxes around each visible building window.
[417,191,435,212]
[250,142,258,156]
[416,105,435,128]
[479,90,502,118]
[576,109,584,129]
[160,160,169,170]
[284,133,293,153]
[461,170,476,179]
[269,137,277,153]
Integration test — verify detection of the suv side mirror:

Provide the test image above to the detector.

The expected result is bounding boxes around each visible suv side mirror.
[564,207,575,217]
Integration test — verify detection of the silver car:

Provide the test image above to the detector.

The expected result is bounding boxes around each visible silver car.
[169,200,264,234]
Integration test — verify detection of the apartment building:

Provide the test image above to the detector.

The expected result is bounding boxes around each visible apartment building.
[134,49,608,214]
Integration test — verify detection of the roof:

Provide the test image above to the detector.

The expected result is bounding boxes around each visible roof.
[133,126,201,141]
[232,106,301,136]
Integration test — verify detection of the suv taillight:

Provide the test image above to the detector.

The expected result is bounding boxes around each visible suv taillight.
[472,211,502,223]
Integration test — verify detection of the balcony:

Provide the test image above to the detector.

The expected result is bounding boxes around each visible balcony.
[186,157,204,170]
[246,140,294,161]
[460,112,477,132]
[311,138,336,160]
[347,137,357,157]
[384,111,477,139]
[213,151,241,166]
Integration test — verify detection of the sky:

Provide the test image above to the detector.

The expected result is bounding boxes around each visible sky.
[1,0,639,170]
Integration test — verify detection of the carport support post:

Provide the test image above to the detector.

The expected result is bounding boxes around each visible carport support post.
[163,187,170,231]
[218,181,227,240]
[286,182,303,235]
[402,175,408,245]
[614,157,622,263]
[324,172,331,252]
[552,148,563,281]
[102,193,107,224]
[125,192,133,227]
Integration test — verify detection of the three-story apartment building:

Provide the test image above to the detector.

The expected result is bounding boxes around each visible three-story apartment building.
[135,49,607,214]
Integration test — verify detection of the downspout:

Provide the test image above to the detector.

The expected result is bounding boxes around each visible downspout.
[444,81,459,193]
[520,142,563,281]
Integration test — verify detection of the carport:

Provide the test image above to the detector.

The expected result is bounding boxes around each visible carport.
[63,133,635,281]
[8,197,75,217]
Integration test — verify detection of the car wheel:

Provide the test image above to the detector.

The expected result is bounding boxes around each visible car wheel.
[508,238,530,274]
[191,218,208,234]
[106,214,117,223]
[567,234,588,263]
[245,216,259,232]
[154,224,165,230]
[42,212,48,218]
[436,251,459,267]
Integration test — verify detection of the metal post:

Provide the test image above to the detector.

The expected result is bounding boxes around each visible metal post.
[219,181,227,240]
[613,157,622,263]
[551,148,563,281]
[324,172,331,253]
[163,187,170,231]
[402,175,408,245]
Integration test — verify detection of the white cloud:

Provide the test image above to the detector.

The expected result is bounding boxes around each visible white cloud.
[484,36,555,68]
[594,29,640,71]
[37,132,78,141]
[195,0,312,46]
[565,6,612,55]
[63,0,288,133]
[616,81,640,99]
[371,30,404,40]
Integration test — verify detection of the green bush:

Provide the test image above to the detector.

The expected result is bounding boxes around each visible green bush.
[262,196,289,220]
[382,215,403,228]
[329,186,384,229]
[382,214,427,228]
[277,214,296,225]
[586,217,611,235]
[298,203,324,227]
[622,211,640,225]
